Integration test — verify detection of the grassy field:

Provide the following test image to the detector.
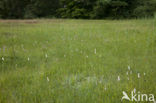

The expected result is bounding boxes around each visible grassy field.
[0,19,156,103]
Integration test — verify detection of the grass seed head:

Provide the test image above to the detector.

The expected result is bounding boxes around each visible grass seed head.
[2,57,4,61]
[118,76,120,81]
[128,66,131,70]
[138,73,140,78]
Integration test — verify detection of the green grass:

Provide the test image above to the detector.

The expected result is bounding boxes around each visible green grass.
[0,19,156,103]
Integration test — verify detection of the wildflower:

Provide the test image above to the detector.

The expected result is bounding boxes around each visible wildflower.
[99,80,102,84]
[118,76,120,81]
[45,54,48,58]
[126,71,129,75]
[128,66,131,70]
[144,73,146,76]
[28,57,30,61]
[47,77,49,82]
[138,73,140,78]
[94,48,96,54]
[127,77,129,80]
[2,57,4,61]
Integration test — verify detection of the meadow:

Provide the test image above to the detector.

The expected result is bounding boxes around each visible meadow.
[0,19,156,103]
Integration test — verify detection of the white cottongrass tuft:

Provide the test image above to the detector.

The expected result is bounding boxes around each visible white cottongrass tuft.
[138,73,140,78]
[127,77,129,80]
[45,54,48,58]
[94,48,96,54]
[27,57,30,61]
[126,71,129,75]
[117,76,120,81]
[128,66,131,70]
[47,77,49,82]
[64,55,66,57]
[2,57,4,61]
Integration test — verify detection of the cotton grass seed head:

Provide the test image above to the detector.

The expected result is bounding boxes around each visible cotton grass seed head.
[117,76,120,81]
[127,77,129,80]
[138,73,140,78]
[94,48,96,54]
[126,71,129,75]
[128,66,131,70]
[105,86,107,91]
[28,57,30,61]
[2,57,4,61]
[47,77,49,82]
[45,54,48,58]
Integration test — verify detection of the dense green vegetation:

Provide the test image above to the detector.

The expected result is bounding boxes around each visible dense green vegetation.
[0,19,156,103]
[0,0,156,19]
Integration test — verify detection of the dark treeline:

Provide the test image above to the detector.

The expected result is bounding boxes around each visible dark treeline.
[0,0,156,19]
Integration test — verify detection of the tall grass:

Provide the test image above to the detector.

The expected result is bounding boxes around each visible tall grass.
[154,13,156,25]
[0,19,156,103]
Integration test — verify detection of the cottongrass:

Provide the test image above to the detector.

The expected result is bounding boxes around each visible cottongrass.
[45,54,48,58]
[27,57,30,61]
[117,76,120,81]
[128,65,131,70]
[1,57,4,61]
[64,55,66,57]
[126,71,129,75]
[47,77,49,82]
[138,73,140,78]
[94,48,97,54]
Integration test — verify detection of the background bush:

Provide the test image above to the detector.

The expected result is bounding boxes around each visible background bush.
[0,0,156,19]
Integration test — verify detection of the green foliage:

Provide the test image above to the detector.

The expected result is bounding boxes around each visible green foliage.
[133,0,156,18]
[57,0,95,19]
[0,0,156,19]
[0,19,156,103]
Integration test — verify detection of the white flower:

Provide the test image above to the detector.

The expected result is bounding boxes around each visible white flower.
[2,57,4,61]
[105,86,107,91]
[47,77,49,82]
[45,54,48,58]
[126,71,129,75]
[127,77,129,80]
[118,76,120,81]
[144,73,146,76]
[128,66,131,70]
[138,73,140,78]
[94,48,96,54]
[28,57,30,61]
